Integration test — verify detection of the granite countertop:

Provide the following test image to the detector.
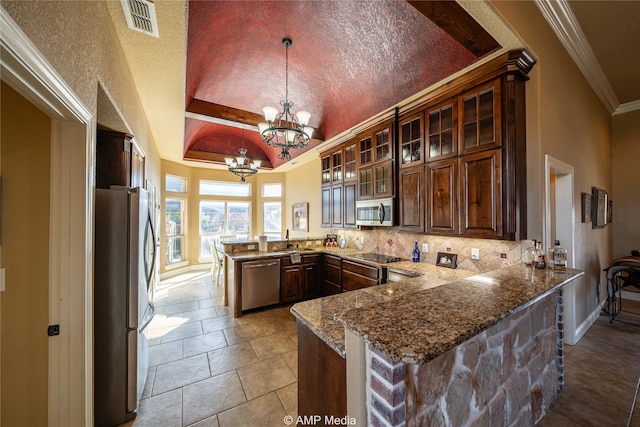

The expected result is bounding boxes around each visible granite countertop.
[290,261,478,357]
[292,263,583,364]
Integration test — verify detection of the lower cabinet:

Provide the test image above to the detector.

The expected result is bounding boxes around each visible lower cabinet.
[297,321,347,420]
[281,254,321,303]
[280,264,303,303]
[321,254,342,296]
[342,259,382,291]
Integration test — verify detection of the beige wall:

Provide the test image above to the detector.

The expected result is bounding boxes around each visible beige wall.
[285,157,323,239]
[612,110,640,259]
[1,0,162,189]
[1,82,51,426]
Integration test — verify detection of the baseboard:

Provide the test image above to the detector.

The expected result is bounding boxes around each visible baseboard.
[621,290,640,302]
[570,302,603,344]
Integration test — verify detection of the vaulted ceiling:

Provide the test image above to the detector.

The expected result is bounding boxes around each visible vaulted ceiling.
[182,1,499,169]
[105,0,640,172]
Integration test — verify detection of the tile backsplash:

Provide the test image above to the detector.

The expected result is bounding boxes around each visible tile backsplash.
[334,228,530,273]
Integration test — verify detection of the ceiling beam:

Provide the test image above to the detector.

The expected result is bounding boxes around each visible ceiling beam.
[185,98,325,143]
[407,1,500,57]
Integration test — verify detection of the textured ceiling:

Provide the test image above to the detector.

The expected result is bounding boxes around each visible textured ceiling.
[105,1,639,172]
[183,0,495,169]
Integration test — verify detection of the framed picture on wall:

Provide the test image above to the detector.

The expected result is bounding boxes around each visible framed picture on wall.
[592,187,608,229]
[436,252,458,269]
[581,192,592,223]
[292,202,308,232]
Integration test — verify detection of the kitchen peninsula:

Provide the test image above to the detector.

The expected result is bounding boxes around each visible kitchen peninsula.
[291,263,583,426]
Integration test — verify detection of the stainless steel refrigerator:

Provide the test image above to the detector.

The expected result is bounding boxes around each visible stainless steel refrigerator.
[94,186,156,427]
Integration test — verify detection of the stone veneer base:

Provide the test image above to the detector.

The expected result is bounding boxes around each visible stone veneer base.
[366,291,562,427]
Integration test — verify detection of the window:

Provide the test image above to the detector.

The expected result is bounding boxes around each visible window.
[200,180,250,197]
[166,175,187,193]
[262,183,282,198]
[263,202,282,238]
[165,198,186,265]
[199,201,251,258]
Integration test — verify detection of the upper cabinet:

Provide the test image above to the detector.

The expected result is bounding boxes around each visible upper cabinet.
[357,120,395,200]
[96,127,145,189]
[459,80,501,154]
[427,99,457,160]
[399,113,423,168]
[397,50,535,240]
[321,140,358,229]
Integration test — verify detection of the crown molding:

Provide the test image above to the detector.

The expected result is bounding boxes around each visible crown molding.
[535,0,621,114]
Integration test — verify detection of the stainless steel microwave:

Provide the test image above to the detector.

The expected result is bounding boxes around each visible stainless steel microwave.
[355,198,394,226]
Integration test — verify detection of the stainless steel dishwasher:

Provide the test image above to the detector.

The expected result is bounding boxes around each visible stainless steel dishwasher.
[242,259,281,310]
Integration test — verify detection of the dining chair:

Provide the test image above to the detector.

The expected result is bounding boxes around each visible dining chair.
[209,237,223,286]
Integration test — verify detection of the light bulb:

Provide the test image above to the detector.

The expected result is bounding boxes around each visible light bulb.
[303,126,314,139]
[224,157,234,166]
[258,123,269,135]
[296,110,311,126]
[263,106,278,122]
[253,159,262,168]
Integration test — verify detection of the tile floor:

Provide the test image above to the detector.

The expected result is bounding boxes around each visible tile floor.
[122,270,298,427]
[123,271,640,427]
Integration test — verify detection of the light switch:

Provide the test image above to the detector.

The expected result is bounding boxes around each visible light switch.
[422,243,428,253]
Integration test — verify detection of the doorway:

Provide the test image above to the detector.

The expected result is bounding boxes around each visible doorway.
[1,8,93,425]
[544,155,579,344]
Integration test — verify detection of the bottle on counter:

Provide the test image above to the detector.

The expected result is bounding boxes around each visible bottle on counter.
[533,241,546,269]
[552,240,567,269]
[412,241,420,262]
[523,239,537,267]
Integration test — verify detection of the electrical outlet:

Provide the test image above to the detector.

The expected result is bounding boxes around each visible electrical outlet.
[247,244,255,250]
[471,248,480,260]
[360,236,365,244]
[306,241,312,246]
[422,243,428,253]
[315,240,322,245]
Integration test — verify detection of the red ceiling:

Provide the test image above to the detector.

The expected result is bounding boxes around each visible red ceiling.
[184,1,490,168]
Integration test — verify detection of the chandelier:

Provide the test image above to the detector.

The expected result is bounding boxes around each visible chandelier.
[258,38,314,161]
[224,131,261,183]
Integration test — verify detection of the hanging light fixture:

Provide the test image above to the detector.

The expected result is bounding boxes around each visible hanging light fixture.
[225,131,261,183]
[259,37,314,161]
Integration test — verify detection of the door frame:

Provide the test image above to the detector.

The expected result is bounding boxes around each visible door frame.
[544,154,581,344]
[1,7,94,425]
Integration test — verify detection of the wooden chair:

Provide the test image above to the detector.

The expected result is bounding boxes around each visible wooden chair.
[209,237,223,286]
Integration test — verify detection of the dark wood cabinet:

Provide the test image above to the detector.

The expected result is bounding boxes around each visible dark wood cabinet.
[331,185,343,228]
[304,262,320,300]
[357,120,395,199]
[320,141,358,229]
[344,182,357,228]
[281,254,321,303]
[321,254,342,296]
[96,128,144,189]
[399,113,423,167]
[297,321,347,421]
[426,99,457,160]
[280,264,303,303]
[459,79,501,154]
[461,148,502,238]
[342,259,382,292]
[426,158,459,235]
[399,165,424,232]
[321,186,331,227]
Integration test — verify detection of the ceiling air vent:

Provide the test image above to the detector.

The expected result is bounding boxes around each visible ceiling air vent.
[121,0,159,38]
